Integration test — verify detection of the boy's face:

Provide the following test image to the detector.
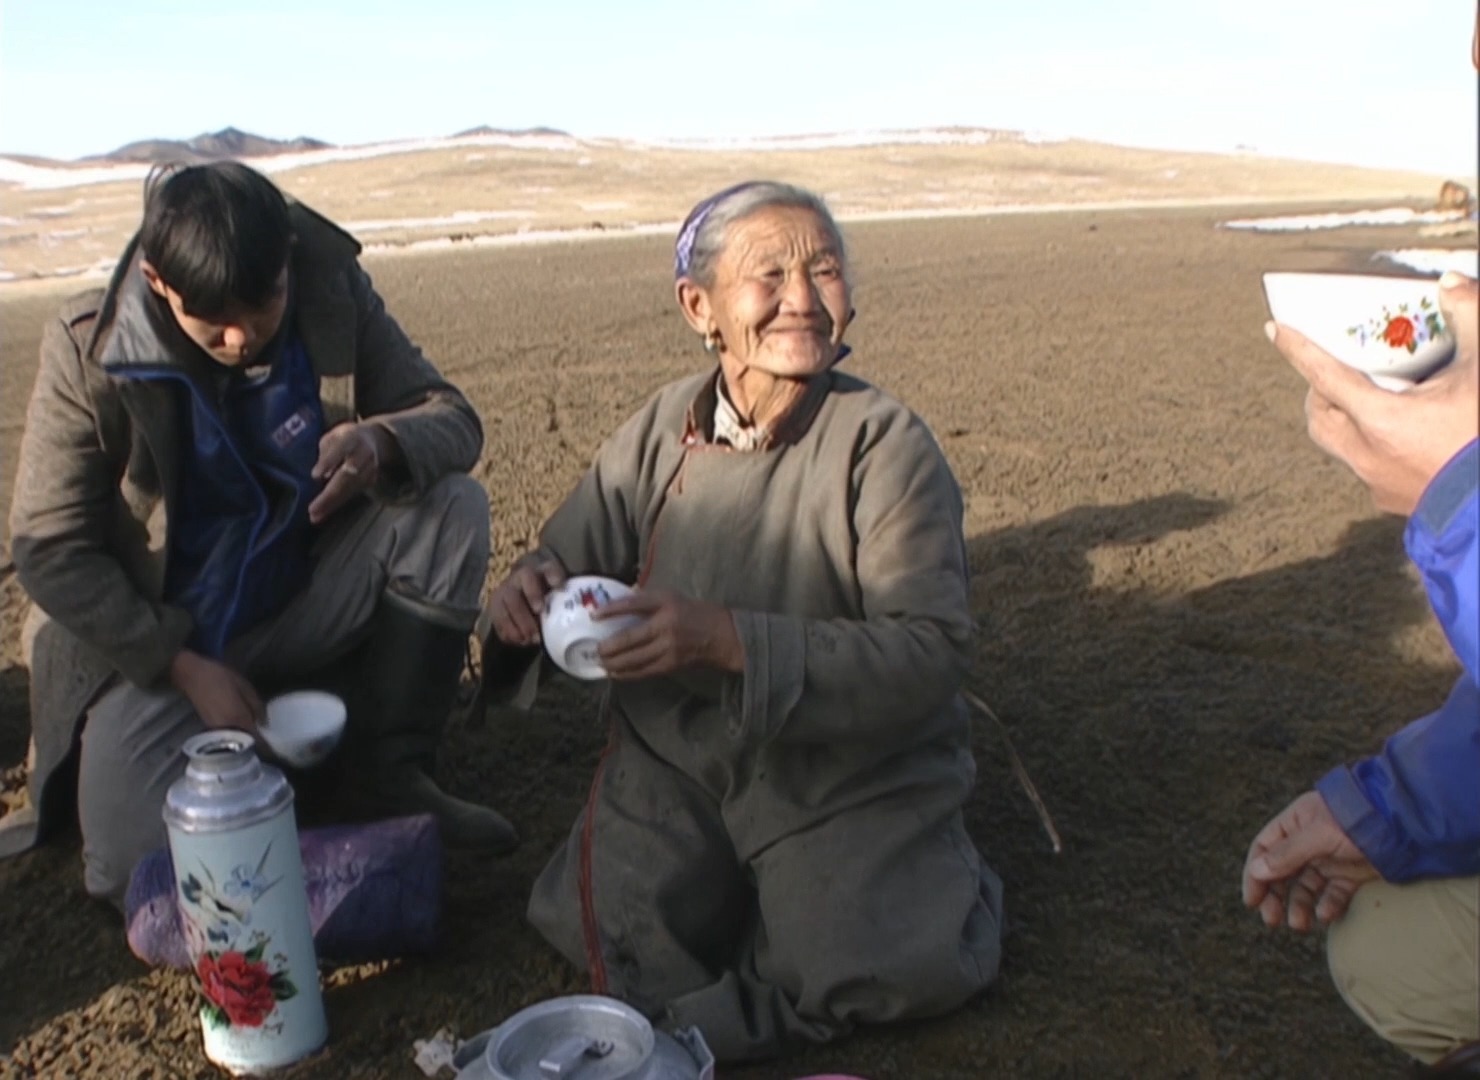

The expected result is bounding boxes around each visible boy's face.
[142,262,290,368]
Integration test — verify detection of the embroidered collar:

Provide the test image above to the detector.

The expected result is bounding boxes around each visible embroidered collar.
[713,379,769,451]
[682,369,833,450]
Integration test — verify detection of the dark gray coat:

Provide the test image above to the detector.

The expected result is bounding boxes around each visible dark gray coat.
[2,204,482,857]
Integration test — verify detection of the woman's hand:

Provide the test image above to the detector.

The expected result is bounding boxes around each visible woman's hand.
[595,589,744,679]
[169,649,264,735]
[485,555,567,646]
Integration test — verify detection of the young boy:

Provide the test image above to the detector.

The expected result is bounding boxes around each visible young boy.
[4,161,517,908]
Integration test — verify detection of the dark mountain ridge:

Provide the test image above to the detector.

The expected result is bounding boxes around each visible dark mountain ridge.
[84,127,331,164]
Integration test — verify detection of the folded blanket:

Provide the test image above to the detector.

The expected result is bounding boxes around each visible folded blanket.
[125,814,442,968]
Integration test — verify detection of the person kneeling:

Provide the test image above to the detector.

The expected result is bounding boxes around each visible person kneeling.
[3,161,518,911]
[484,181,1004,1063]
[1245,273,1479,1076]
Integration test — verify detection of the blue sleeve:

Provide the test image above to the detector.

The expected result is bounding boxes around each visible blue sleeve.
[1316,439,1480,882]
[1317,678,1480,881]
[1407,439,1480,683]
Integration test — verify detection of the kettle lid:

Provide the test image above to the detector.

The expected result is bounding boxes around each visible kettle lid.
[458,996,714,1080]
[488,996,654,1080]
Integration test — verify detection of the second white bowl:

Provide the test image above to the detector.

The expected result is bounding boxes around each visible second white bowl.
[540,576,642,680]
[259,690,347,769]
[1262,271,1455,390]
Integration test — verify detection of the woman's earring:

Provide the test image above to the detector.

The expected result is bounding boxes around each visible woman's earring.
[703,330,720,354]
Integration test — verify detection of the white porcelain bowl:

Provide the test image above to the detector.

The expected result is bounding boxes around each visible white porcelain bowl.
[541,576,642,680]
[1262,272,1456,390]
[260,690,347,768]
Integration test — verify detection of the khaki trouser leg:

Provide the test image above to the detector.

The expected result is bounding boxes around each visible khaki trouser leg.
[76,475,489,906]
[246,473,490,672]
[1327,875,1480,1065]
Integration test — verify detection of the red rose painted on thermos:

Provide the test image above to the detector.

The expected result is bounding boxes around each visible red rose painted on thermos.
[197,950,279,1028]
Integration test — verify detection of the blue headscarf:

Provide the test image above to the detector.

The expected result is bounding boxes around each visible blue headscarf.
[673,181,761,280]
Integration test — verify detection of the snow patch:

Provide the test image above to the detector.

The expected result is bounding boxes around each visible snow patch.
[342,209,534,234]
[363,221,677,256]
[1374,248,1479,277]
[1221,208,1466,231]
[0,131,582,191]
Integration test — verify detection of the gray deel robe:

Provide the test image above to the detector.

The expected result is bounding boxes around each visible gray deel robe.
[521,369,1004,1063]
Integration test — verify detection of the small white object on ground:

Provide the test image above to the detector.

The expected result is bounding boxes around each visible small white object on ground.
[413,1028,463,1077]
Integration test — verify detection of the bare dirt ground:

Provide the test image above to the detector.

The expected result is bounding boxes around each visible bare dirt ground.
[0,203,1467,1078]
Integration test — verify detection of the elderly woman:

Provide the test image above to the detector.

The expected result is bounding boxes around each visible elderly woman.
[484,181,1003,1061]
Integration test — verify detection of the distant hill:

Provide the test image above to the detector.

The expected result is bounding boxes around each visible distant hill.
[86,127,331,165]
[453,125,570,139]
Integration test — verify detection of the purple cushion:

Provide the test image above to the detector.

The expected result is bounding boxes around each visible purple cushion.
[125,814,443,968]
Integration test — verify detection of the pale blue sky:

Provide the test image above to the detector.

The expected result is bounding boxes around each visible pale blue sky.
[1,0,1476,175]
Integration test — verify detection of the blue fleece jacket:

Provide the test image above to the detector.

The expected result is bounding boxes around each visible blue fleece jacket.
[1316,438,1480,881]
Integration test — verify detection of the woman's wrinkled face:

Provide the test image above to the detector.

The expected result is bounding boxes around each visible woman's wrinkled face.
[701,205,851,378]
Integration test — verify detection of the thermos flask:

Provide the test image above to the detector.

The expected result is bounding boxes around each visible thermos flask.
[163,729,328,1074]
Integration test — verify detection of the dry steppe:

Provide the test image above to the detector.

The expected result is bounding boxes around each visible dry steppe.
[0,137,1472,1077]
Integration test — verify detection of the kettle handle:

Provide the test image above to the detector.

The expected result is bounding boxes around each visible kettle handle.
[452,1026,499,1080]
[671,1027,716,1080]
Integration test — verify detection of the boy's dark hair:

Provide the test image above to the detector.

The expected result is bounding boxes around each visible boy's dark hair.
[140,161,292,317]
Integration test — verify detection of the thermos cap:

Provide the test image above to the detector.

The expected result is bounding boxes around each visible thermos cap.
[163,730,294,834]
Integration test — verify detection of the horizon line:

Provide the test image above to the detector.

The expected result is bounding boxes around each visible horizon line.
[3,122,1476,179]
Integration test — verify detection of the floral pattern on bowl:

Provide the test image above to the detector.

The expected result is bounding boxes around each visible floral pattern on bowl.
[1347,297,1445,354]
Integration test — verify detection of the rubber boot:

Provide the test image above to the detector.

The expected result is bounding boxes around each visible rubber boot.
[352,579,519,854]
